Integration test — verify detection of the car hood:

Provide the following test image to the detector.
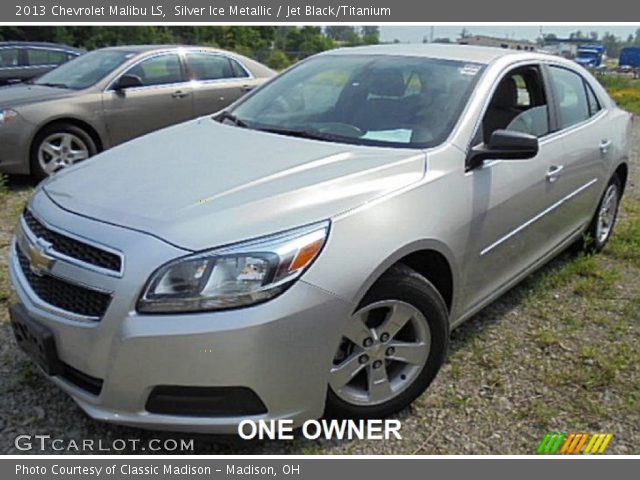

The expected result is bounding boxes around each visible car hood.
[0,84,77,109]
[43,118,426,251]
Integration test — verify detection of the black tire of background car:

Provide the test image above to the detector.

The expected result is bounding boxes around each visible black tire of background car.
[325,263,449,419]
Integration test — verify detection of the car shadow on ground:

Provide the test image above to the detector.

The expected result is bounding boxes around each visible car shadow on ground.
[4,174,39,193]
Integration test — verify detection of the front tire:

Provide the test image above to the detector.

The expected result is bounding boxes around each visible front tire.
[30,123,97,180]
[326,264,449,418]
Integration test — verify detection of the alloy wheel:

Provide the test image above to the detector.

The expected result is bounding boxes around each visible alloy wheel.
[330,300,431,406]
[38,132,90,175]
[596,183,619,244]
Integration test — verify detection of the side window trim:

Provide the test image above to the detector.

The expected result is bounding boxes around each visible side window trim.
[539,63,561,134]
[583,80,601,117]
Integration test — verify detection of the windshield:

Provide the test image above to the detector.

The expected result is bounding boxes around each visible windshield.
[229,54,485,148]
[34,50,134,90]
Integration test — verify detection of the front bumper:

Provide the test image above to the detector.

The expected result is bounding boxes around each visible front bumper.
[0,112,33,175]
[9,192,354,433]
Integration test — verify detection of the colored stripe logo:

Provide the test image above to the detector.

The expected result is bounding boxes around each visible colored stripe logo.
[537,433,613,454]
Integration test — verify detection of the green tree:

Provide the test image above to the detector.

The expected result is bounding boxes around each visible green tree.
[361,26,380,45]
[325,26,357,42]
[266,50,291,70]
[601,32,621,58]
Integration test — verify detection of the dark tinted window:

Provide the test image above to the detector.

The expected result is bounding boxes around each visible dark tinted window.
[0,48,19,67]
[26,49,69,66]
[549,66,590,129]
[126,54,184,86]
[186,53,236,81]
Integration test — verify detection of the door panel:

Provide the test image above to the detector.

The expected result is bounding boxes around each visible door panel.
[101,53,194,146]
[460,139,567,311]
[541,67,610,239]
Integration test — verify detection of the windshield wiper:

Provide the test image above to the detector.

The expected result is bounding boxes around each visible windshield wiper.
[255,125,335,142]
[217,110,249,128]
[36,82,71,89]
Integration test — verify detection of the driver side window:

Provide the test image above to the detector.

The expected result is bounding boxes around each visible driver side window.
[480,66,550,144]
[125,54,184,87]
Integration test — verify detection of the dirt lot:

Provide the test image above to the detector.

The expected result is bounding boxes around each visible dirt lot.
[0,123,638,455]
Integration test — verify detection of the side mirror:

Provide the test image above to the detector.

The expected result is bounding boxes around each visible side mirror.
[113,74,143,92]
[467,129,539,171]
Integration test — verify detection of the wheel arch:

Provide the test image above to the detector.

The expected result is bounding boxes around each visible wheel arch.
[614,161,628,195]
[355,240,459,316]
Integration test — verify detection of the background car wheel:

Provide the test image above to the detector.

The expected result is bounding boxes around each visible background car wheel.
[30,123,97,179]
[326,264,449,419]
[582,175,622,253]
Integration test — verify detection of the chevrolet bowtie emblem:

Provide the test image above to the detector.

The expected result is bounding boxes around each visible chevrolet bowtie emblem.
[27,241,54,276]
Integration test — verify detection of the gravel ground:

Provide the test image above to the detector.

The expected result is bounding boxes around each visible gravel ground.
[0,122,638,455]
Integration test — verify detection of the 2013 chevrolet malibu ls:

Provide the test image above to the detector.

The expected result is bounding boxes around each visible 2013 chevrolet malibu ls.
[9,44,630,433]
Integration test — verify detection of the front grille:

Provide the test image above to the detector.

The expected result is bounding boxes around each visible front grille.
[23,210,122,273]
[16,246,111,318]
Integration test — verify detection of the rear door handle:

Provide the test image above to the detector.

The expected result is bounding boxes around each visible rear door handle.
[171,90,189,99]
[546,165,564,183]
[599,139,612,154]
[240,84,255,92]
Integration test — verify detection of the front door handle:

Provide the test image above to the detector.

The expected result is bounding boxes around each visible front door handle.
[171,90,189,99]
[599,139,612,154]
[546,165,564,183]
[240,84,255,92]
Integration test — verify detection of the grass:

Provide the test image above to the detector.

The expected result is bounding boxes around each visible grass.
[598,74,640,114]
[0,173,7,196]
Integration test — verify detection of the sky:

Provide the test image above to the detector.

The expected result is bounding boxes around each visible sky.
[380,25,640,43]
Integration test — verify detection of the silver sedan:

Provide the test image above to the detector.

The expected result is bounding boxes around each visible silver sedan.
[0,45,274,178]
[9,44,630,432]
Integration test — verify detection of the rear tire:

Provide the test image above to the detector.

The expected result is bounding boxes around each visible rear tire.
[30,123,97,180]
[581,175,622,253]
[325,264,449,419]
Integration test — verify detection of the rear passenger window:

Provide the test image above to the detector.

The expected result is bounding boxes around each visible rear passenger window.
[186,53,249,81]
[0,48,19,67]
[549,67,590,129]
[27,49,68,66]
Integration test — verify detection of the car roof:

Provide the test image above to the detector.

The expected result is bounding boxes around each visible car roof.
[97,44,235,55]
[320,43,551,65]
[0,41,82,52]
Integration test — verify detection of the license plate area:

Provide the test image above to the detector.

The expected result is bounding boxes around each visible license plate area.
[10,304,62,376]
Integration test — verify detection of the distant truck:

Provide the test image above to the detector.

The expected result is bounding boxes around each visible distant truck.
[618,47,640,77]
[575,44,605,68]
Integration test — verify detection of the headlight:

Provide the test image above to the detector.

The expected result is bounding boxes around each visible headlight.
[0,109,18,126]
[137,222,329,313]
